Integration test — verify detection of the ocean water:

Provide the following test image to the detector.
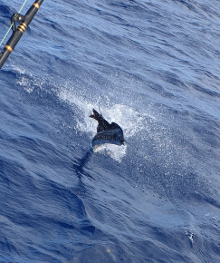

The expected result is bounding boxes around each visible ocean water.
[0,0,220,262]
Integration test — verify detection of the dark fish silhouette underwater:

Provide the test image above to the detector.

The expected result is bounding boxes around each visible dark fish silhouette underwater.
[90,109,125,147]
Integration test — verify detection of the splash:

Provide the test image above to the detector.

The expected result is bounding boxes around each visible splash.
[93,144,127,163]
[57,88,151,162]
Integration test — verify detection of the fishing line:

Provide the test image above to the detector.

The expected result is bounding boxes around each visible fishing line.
[0,0,29,47]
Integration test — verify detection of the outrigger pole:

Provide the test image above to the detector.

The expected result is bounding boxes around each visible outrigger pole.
[0,0,44,69]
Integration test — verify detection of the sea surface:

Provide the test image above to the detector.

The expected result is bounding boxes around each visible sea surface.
[0,0,220,262]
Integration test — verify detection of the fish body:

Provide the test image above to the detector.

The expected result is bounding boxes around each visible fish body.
[90,109,125,147]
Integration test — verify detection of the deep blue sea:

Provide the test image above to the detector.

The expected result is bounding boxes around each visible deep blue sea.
[0,0,220,262]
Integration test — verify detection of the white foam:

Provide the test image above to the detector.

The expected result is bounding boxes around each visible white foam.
[13,66,26,75]
[18,76,34,94]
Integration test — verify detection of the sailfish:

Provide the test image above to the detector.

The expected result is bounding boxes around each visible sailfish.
[89,109,125,147]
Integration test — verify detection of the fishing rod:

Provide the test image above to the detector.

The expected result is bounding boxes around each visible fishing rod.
[0,0,44,69]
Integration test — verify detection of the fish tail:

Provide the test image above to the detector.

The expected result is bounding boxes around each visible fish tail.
[89,109,103,121]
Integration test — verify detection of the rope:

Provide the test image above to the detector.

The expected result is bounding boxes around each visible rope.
[0,0,29,47]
